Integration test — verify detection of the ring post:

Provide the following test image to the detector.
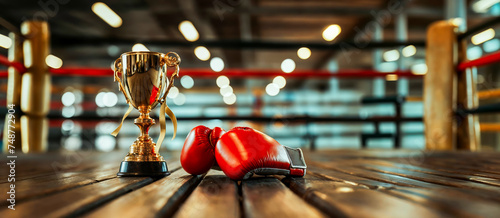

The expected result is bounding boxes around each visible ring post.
[424,21,457,150]
[2,33,23,153]
[20,21,50,153]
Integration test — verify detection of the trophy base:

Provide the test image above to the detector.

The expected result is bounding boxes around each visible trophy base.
[117,161,170,177]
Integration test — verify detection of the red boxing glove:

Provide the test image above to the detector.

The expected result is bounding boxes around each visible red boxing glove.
[180,125,225,175]
[215,127,306,180]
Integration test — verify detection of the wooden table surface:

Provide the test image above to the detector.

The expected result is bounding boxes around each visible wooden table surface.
[1,149,500,218]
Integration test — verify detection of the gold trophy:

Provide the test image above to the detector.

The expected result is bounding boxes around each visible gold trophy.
[111,51,180,176]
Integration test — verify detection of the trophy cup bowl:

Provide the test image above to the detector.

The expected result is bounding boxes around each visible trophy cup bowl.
[113,51,180,176]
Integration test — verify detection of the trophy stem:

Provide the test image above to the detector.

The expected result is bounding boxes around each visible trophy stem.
[117,106,169,177]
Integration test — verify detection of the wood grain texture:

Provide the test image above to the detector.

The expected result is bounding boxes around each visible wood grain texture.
[242,177,326,218]
[0,177,153,218]
[284,174,447,218]
[174,170,239,218]
[83,165,203,218]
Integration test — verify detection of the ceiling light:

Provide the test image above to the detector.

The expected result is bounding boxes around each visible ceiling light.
[132,43,149,52]
[167,87,179,99]
[178,20,199,42]
[45,54,63,69]
[180,76,194,89]
[322,24,341,41]
[194,46,210,61]
[210,57,224,72]
[61,92,76,106]
[223,93,236,105]
[402,45,416,57]
[471,28,495,45]
[411,63,428,75]
[281,59,295,73]
[266,83,280,96]
[0,34,12,49]
[273,76,286,89]
[220,86,233,97]
[216,76,230,88]
[92,2,122,28]
[297,47,311,59]
[173,93,186,105]
[383,49,400,62]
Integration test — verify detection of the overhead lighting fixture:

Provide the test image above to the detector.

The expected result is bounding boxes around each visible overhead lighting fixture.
[216,76,230,88]
[411,63,428,75]
[178,20,199,42]
[223,93,237,105]
[402,45,416,57]
[210,57,224,72]
[173,93,186,106]
[273,76,286,89]
[45,54,63,69]
[322,24,341,41]
[383,49,400,62]
[281,59,295,73]
[471,28,495,45]
[167,86,179,99]
[472,0,500,13]
[220,85,233,97]
[194,46,210,61]
[132,43,149,52]
[265,83,280,96]
[180,76,194,89]
[91,2,122,28]
[0,34,12,49]
[61,92,76,106]
[297,47,311,59]
[386,74,398,81]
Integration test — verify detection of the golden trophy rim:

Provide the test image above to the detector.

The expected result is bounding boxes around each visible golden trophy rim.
[122,51,163,55]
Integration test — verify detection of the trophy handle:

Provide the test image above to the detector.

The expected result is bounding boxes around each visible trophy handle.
[160,52,181,104]
[113,58,129,104]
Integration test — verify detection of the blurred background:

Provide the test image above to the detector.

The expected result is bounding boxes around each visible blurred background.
[1,0,500,152]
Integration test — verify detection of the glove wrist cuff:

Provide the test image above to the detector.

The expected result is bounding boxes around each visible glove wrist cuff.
[283,146,307,176]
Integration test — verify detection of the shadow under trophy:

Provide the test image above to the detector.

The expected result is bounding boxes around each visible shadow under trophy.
[111,51,180,176]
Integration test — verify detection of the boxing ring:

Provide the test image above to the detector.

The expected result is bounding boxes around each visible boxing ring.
[1,15,500,217]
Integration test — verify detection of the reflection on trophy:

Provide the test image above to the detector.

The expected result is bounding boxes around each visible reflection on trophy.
[112,51,181,176]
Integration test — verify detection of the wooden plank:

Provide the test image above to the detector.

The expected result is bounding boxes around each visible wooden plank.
[310,162,447,189]
[283,174,447,218]
[0,151,124,183]
[242,177,326,218]
[0,167,117,204]
[362,159,500,186]
[84,166,203,218]
[386,187,500,218]
[0,157,179,204]
[308,165,396,189]
[174,170,239,218]
[361,165,500,196]
[0,177,153,218]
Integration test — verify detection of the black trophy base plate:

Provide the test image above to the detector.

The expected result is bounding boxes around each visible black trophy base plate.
[117,161,170,177]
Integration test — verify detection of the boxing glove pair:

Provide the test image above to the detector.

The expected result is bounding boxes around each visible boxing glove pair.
[180,126,307,180]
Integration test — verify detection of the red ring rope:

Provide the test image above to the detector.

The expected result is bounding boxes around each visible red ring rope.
[458,50,500,71]
[0,54,421,78]
[0,68,418,78]
[0,54,26,73]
